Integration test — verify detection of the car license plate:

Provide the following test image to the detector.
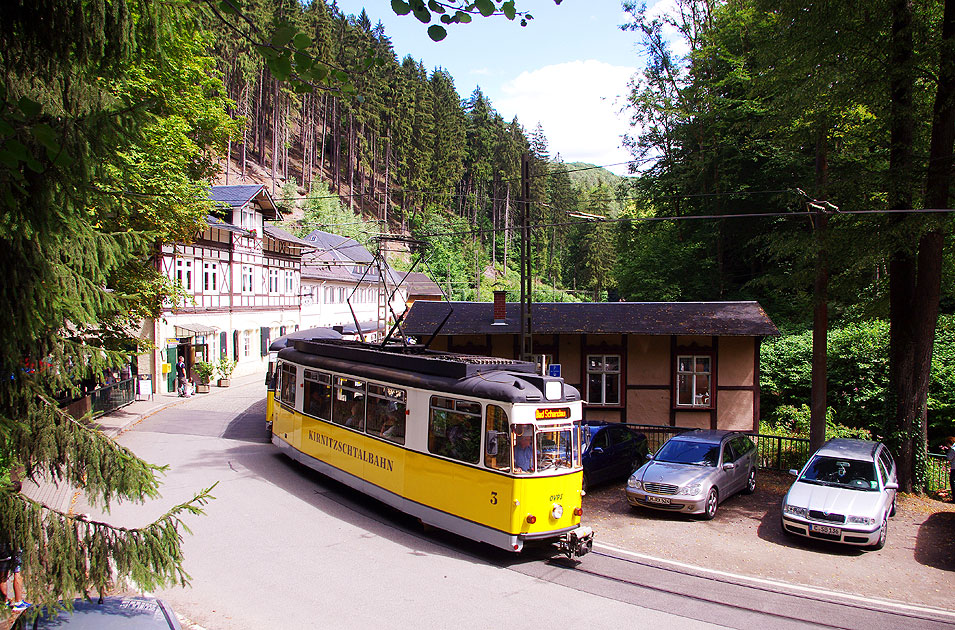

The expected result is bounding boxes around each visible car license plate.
[810,523,840,536]
[647,496,671,505]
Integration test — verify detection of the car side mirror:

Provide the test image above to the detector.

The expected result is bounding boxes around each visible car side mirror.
[646,452,653,460]
[723,462,736,470]
[788,469,799,477]
[884,482,899,490]
[592,447,604,455]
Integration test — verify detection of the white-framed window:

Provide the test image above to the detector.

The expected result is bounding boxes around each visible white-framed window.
[240,206,256,230]
[241,265,254,293]
[268,268,279,294]
[202,261,217,292]
[285,270,294,294]
[175,258,193,291]
[243,330,252,357]
[586,354,620,405]
[677,355,712,407]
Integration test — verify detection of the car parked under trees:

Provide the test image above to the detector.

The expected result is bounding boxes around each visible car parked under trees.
[626,430,758,519]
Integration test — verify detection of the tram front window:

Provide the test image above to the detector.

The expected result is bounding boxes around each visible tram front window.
[536,428,574,471]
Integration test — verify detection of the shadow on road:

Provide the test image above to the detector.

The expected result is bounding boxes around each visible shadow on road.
[914,511,955,571]
[221,397,269,442]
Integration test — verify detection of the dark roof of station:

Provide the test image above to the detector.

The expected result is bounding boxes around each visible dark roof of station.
[401,301,779,337]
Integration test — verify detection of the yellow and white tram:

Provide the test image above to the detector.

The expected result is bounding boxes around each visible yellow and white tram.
[266,339,593,556]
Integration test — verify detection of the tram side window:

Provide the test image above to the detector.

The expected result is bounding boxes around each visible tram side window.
[303,370,332,421]
[333,377,365,431]
[484,405,511,471]
[428,396,481,464]
[278,363,297,407]
[367,384,407,444]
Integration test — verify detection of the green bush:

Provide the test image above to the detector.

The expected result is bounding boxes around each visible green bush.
[217,357,236,380]
[760,316,955,442]
[193,361,217,384]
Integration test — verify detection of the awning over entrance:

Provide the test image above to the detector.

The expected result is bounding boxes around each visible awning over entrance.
[174,323,218,338]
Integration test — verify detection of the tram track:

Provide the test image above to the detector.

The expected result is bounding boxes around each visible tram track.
[518,544,955,630]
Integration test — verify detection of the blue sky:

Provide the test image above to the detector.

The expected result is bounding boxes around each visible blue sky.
[333,1,655,176]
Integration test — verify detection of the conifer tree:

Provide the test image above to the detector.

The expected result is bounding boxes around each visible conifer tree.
[0,0,226,611]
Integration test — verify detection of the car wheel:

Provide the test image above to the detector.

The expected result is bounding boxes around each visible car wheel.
[742,468,757,495]
[889,494,897,517]
[702,488,719,520]
[869,514,887,550]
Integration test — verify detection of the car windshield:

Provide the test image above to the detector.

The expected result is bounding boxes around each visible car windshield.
[799,455,878,491]
[654,439,720,466]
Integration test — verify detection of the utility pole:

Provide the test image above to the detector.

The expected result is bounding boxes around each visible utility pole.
[519,153,533,361]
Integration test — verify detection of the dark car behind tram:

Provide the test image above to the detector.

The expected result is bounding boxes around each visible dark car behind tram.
[581,421,650,491]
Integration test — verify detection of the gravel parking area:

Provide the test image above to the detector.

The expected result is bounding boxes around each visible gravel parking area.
[584,469,955,611]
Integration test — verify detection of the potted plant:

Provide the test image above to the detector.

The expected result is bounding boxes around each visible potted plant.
[216,357,236,387]
[193,361,217,393]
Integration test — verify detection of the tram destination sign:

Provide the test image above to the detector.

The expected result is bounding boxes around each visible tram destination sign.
[535,408,570,420]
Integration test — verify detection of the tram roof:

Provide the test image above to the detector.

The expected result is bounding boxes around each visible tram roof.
[279,340,580,404]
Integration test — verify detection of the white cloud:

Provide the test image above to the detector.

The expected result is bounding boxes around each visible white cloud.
[495,60,637,176]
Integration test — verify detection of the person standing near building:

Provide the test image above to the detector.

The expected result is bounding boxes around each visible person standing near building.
[176,355,187,397]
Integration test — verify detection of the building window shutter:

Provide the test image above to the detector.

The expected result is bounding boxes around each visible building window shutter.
[260,326,270,357]
[233,330,239,361]
[220,331,228,359]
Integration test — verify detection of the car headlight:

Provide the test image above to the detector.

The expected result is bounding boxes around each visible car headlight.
[783,503,808,518]
[847,515,876,526]
[627,476,641,490]
[678,484,702,496]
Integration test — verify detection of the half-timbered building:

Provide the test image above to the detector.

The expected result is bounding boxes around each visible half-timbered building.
[139,185,311,394]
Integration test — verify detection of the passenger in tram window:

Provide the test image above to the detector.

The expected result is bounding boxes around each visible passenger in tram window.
[380,413,399,439]
[345,399,364,430]
[513,429,534,473]
[307,389,322,417]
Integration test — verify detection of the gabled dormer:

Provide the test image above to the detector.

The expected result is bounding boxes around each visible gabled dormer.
[209,184,279,235]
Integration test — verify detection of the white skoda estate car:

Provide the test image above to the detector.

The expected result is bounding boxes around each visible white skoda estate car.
[781,438,898,550]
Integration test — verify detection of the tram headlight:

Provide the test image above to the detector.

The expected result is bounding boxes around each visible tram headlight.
[552,503,564,519]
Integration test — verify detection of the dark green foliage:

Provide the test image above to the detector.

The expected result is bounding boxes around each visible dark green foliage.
[761,317,955,442]
[0,0,229,611]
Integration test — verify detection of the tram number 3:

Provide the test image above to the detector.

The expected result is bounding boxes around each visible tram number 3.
[490,491,498,505]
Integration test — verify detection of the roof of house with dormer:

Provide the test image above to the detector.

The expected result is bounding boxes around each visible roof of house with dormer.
[209,184,278,218]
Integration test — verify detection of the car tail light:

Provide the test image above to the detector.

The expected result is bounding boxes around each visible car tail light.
[526,514,537,524]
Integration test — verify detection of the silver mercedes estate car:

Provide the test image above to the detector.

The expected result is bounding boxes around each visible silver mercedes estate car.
[781,438,898,550]
[626,430,757,519]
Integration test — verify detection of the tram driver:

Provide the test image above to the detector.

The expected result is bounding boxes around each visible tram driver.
[513,427,534,473]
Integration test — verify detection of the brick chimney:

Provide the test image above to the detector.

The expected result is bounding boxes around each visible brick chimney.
[493,290,507,325]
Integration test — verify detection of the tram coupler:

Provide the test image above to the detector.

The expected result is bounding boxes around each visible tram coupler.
[558,526,594,558]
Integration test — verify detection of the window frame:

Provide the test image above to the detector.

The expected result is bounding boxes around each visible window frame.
[175,258,193,291]
[585,354,621,406]
[675,353,713,409]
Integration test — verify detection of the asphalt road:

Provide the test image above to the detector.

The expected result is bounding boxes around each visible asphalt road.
[76,376,955,630]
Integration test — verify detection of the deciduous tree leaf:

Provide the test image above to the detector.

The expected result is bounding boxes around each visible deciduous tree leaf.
[428,25,447,41]
[475,0,495,17]
[391,0,411,16]
[293,33,312,50]
[270,25,296,49]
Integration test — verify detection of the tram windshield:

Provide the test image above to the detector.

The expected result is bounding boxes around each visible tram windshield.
[536,427,575,471]
[512,423,576,474]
